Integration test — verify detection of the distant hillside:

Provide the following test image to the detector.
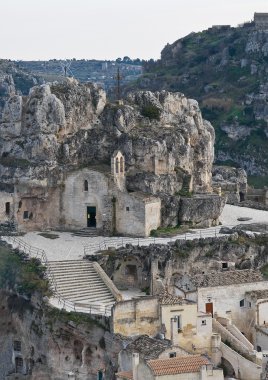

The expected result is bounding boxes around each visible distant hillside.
[18,59,143,97]
[129,22,268,182]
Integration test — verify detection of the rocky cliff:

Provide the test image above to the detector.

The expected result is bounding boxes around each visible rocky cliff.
[130,22,268,180]
[0,78,221,227]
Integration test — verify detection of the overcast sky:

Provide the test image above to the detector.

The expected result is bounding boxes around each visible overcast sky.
[1,0,267,61]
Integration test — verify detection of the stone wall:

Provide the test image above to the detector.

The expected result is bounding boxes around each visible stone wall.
[116,192,161,237]
[63,169,112,231]
[112,297,161,336]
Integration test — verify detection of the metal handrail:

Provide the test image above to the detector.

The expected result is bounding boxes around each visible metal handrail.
[2,235,112,317]
[83,225,239,256]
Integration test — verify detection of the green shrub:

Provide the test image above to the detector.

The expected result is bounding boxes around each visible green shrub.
[141,105,161,120]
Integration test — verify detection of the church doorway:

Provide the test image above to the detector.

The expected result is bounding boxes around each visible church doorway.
[87,206,96,227]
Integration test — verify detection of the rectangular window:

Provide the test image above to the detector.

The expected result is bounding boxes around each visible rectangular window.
[14,340,21,352]
[169,352,176,358]
[222,262,228,269]
[15,357,23,373]
[240,299,245,307]
[177,316,181,331]
[5,202,10,215]
[23,211,29,219]
[126,207,130,211]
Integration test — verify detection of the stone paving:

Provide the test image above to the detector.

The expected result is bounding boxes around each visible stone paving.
[15,204,268,262]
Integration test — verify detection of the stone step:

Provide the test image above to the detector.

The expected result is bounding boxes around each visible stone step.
[56,282,108,291]
[56,287,113,297]
[72,228,100,237]
[47,259,118,314]
[48,261,94,267]
[49,268,98,276]
[67,293,115,303]
[49,274,100,283]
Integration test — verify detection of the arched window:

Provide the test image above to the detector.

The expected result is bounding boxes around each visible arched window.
[120,156,124,173]
[84,180,88,191]
[116,158,119,174]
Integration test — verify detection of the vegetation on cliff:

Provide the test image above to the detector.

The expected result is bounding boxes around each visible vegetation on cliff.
[130,23,268,180]
[0,242,50,296]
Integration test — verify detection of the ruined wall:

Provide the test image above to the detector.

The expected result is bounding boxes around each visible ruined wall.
[112,297,161,336]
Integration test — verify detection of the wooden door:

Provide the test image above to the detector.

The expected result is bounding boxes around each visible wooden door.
[206,302,213,316]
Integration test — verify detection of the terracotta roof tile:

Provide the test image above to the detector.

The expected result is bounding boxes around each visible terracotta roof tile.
[159,292,195,305]
[116,371,133,380]
[147,355,210,376]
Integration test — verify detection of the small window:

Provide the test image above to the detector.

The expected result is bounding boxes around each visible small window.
[222,262,228,269]
[5,202,10,215]
[15,357,23,373]
[240,299,245,307]
[18,200,22,209]
[201,320,207,326]
[116,158,119,174]
[14,340,21,352]
[177,316,181,331]
[120,156,124,173]
[23,211,29,219]
[169,352,176,358]
[248,301,252,308]
[84,180,88,191]
[126,207,130,211]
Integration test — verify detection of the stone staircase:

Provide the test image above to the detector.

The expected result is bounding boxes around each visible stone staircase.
[48,260,118,311]
[72,228,100,237]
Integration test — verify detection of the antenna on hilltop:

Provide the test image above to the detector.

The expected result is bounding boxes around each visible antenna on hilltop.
[59,59,75,78]
[114,66,123,100]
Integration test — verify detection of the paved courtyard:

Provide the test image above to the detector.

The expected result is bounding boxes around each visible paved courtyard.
[5,204,268,261]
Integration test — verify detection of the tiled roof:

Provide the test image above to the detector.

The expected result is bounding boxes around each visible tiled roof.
[125,335,169,360]
[147,355,210,376]
[192,270,264,288]
[159,292,195,305]
[116,371,133,380]
[246,290,268,300]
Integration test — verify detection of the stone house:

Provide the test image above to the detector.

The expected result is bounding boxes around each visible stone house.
[112,293,215,356]
[116,353,224,380]
[172,269,268,335]
[0,151,161,237]
[245,290,268,351]
[254,13,268,29]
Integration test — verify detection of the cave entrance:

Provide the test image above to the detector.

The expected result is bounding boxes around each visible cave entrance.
[87,206,96,227]
[125,264,138,286]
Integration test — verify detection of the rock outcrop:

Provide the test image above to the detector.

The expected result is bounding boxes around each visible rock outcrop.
[0,79,223,229]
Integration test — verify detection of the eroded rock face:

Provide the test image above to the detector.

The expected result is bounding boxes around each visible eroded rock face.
[0,80,222,228]
[0,291,123,380]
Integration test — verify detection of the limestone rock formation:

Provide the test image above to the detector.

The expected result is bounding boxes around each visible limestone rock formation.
[0,79,223,230]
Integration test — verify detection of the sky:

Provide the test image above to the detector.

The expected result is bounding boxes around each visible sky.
[1,0,268,61]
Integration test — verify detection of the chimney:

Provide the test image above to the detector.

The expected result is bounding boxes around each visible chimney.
[132,352,139,380]
[170,317,179,346]
[200,365,207,380]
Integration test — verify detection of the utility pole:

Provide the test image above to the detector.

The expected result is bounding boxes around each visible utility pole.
[114,66,122,101]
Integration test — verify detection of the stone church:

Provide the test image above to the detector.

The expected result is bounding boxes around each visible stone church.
[0,150,161,236]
